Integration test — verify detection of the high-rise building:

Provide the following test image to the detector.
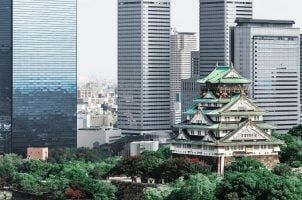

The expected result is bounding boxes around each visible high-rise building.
[118,0,171,135]
[199,0,253,77]
[0,0,77,154]
[191,51,200,77]
[300,34,302,123]
[170,31,197,125]
[235,19,300,133]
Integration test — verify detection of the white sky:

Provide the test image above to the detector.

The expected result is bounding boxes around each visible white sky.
[78,0,302,81]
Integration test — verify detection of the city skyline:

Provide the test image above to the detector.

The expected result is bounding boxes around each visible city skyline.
[78,0,302,80]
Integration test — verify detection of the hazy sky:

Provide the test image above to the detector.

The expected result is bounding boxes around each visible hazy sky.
[78,0,302,81]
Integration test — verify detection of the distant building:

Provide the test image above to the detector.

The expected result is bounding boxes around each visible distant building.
[171,65,283,174]
[130,141,159,156]
[27,147,48,161]
[170,31,197,125]
[77,112,116,129]
[181,77,202,121]
[191,51,200,77]
[118,0,171,135]
[235,19,301,133]
[199,0,253,77]
[77,128,122,148]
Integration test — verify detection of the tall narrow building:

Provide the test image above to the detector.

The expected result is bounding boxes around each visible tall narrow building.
[199,0,253,77]
[300,34,302,123]
[0,0,77,154]
[118,0,171,135]
[235,19,300,133]
[170,31,197,125]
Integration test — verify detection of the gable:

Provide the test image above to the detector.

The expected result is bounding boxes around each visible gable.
[224,70,240,79]
[176,131,189,140]
[227,97,258,112]
[190,112,211,125]
[202,133,216,142]
[222,122,272,142]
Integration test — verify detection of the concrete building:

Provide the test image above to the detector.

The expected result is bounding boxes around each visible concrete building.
[77,128,122,148]
[170,31,197,125]
[191,51,200,77]
[130,141,159,156]
[300,34,302,123]
[234,19,301,133]
[118,0,171,135]
[0,0,77,155]
[199,0,253,77]
[171,66,283,174]
[181,77,202,121]
[27,147,48,161]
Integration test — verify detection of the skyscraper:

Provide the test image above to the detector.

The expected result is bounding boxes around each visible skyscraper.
[235,19,300,133]
[300,34,302,123]
[0,0,77,154]
[199,0,253,77]
[170,31,197,125]
[118,0,171,135]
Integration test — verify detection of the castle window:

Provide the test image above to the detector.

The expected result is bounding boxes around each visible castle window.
[224,146,229,151]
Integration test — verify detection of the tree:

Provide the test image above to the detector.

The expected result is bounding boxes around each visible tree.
[273,132,302,167]
[144,185,173,200]
[110,156,141,182]
[167,174,220,200]
[155,158,210,183]
[273,163,293,177]
[136,155,163,182]
[0,154,23,186]
[225,157,266,173]
[288,124,302,138]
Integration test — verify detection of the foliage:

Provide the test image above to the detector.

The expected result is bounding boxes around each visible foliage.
[157,157,211,183]
[288,124,302,138]
[273,163,293,176]
[273,132,302,167]
[144,185,173,200]
[0,154,23,186]
[225,157,265,173]
[217,168,302,200]
[168,174,220,200]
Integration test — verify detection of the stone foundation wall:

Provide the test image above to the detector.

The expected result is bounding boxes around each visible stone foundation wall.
[111,180,156,200]
[224,155,280,169]
[173,153,280,173]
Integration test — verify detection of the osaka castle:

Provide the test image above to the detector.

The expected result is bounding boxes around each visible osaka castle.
[170,65,283,174]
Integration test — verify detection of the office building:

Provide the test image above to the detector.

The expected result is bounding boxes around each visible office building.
[77,128,122,148]
[0,0,77,154]
[235,19,300,133]
[118,0,171,135]
[300,34,302,123]
[171,66,282,174]
[170,31,197,125]
[191,51,200,77]
[130,141,159,156]
[199,0,253,77]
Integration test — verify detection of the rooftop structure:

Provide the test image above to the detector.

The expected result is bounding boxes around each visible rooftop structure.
[171,65,283,174]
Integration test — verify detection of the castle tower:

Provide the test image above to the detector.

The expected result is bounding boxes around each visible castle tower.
[170,65,283,174]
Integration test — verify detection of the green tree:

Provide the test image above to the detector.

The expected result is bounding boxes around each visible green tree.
[110,156,141,182]
[273,163,293,177]
[168,174,220,200]
[144,185,173,200]
[225,157,266,173]
[0,154,23,186]
[288,124,302,138]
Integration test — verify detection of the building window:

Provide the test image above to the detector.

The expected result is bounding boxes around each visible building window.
[224,146,229,151]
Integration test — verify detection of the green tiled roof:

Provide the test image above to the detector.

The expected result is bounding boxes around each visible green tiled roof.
[197,66,251,84]
[174,123,219,130]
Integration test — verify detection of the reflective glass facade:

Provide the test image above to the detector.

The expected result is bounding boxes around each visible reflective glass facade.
[0,0,77,154]
[0,0,12,153]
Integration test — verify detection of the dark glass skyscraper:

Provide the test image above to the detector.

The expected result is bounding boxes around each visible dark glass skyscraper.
[0,0,77,155]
